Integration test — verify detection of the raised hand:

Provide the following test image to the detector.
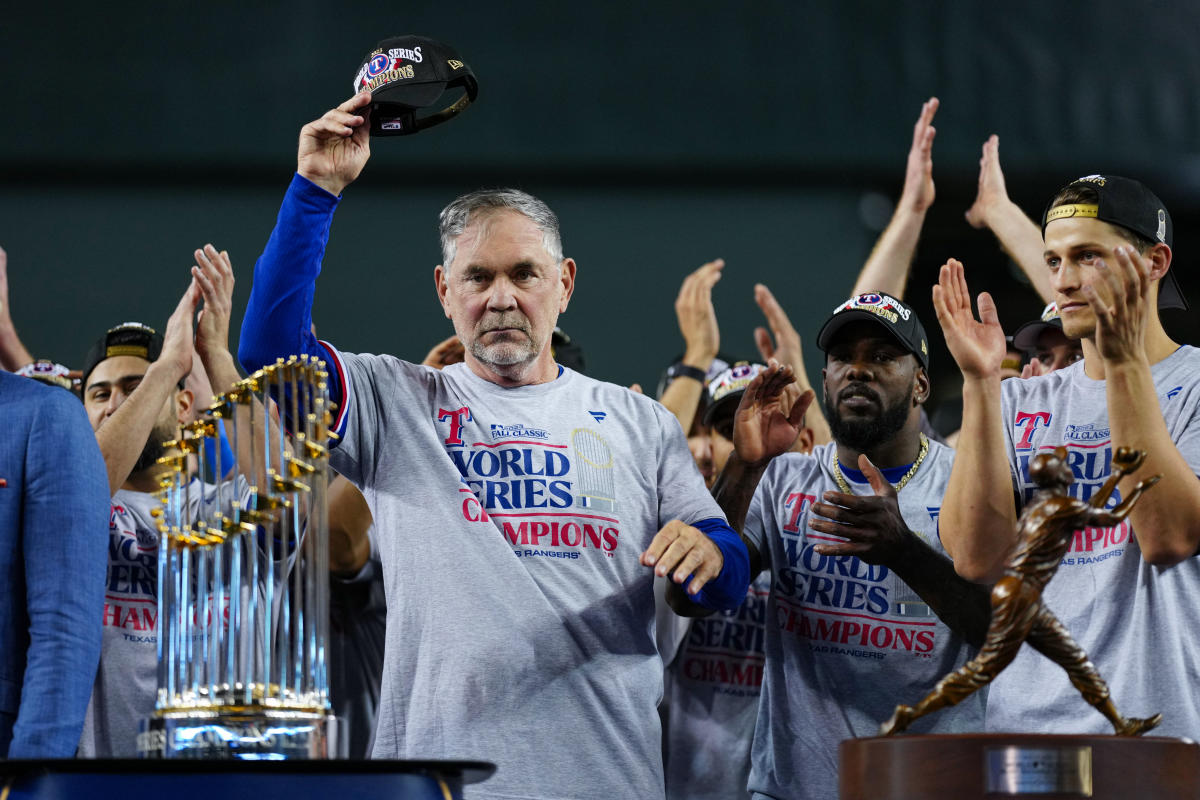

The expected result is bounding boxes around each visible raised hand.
[191,244,234,363]
[932,258,1007,380]
[732,360,813,467]
[753,283,803,371]
[899,97,938,214]
[965,135,1010,229]
[809,454,911,564]
[298,92,373,197]
[640,519,724,596]
[160,280,200,385]
[675,258,723,368]
[1086,246,1152,367]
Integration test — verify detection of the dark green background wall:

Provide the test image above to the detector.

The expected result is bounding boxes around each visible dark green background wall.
[4,1,1200,411]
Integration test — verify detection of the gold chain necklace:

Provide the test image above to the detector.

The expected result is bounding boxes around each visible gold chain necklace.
[831,433,929,495]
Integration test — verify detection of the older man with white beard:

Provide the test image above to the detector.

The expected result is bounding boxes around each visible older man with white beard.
[237,91,749,800]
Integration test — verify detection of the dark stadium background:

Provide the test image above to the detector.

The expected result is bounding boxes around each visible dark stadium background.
[4,1,1199,428]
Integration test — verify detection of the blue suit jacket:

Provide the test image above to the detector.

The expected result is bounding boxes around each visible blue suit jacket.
[0,371,109,757]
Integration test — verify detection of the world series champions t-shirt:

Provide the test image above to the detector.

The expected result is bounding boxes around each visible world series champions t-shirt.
[325,351,726,800]
[743,440,985,800]
[989,346,1200,738]
[664,572,771,800]
[77,477,251,758]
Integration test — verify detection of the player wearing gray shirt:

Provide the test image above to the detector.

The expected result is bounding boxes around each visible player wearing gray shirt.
[739,440,984,799]
[985,349,1200,736]
[713,294,990,800]
[936,175,1200,739]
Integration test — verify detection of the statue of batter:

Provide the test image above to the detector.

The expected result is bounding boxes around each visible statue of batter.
[881,446,1162,737]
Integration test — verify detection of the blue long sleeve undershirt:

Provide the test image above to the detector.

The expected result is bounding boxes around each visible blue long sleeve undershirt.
[238,173,344,406]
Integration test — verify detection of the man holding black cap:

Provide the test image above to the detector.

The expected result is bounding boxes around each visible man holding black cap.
[238,69,748,798]
[711,293,989,800]
[935,174,1200,738]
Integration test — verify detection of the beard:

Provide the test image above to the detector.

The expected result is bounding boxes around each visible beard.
[825,378,913,454]
[469,313,538,369]
[132,420,177,475]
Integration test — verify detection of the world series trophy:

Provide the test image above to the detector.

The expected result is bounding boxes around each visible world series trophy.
[137,356,338,759]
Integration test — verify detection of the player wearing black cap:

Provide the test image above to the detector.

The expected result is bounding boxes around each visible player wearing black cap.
[935,175,1200,739]
[75,247,280,757]
[710,293,990,800]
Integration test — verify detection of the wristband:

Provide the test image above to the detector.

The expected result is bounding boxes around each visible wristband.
[667,363,708,384]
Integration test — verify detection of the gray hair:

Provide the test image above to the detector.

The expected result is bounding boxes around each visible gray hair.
[438,188,564,269]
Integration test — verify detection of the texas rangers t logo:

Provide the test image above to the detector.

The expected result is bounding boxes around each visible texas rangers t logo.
[439,406,472,446]
[1014,411,1052,450]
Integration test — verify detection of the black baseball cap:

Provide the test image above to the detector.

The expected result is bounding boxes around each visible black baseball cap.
[81,322,162,390]
[1012,302,1064,353]
[816,293,930,369]
[1042,174,1186,310]
[352,36,478,136]
[702,361,767,429]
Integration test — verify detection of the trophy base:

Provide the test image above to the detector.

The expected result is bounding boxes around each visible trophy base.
[840,733,1200,799]
[138,709,340,759]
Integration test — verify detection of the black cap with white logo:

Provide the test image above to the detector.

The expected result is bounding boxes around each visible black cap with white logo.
[1042,174,1186,310]
[816,293,930,370]
[352,35,478,136]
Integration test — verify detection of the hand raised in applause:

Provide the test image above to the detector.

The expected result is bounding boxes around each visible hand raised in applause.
[191,244,235,366]
[1086,246,1153,368]
[964,134,1011,230]
[298,92,373,197]
[157,279,200,386]
[675,258,723,369]
[753,283,803,373]
[732,360,813,468]
[932,258,1007,380]
[899,97,938,214]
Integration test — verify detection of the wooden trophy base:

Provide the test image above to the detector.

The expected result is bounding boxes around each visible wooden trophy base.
[840,733,1199,799]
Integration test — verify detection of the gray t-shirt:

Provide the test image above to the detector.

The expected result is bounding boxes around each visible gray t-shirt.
[989,346,1200,738]
[327,352,725,800]
[663,572,770,800]
[78,477,250,758]
[744,440,985,800]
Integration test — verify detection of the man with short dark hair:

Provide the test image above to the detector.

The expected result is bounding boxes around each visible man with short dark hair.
[935,174,1200,738]
[715,293,989,800]
[76,247,268,757]
[237,91,749,799]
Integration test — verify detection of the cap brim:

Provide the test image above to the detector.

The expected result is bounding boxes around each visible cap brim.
[1011,319,1064,352]
[816,310,926,368]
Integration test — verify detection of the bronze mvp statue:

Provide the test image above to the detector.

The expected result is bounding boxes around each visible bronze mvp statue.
[880,446,1161,737]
